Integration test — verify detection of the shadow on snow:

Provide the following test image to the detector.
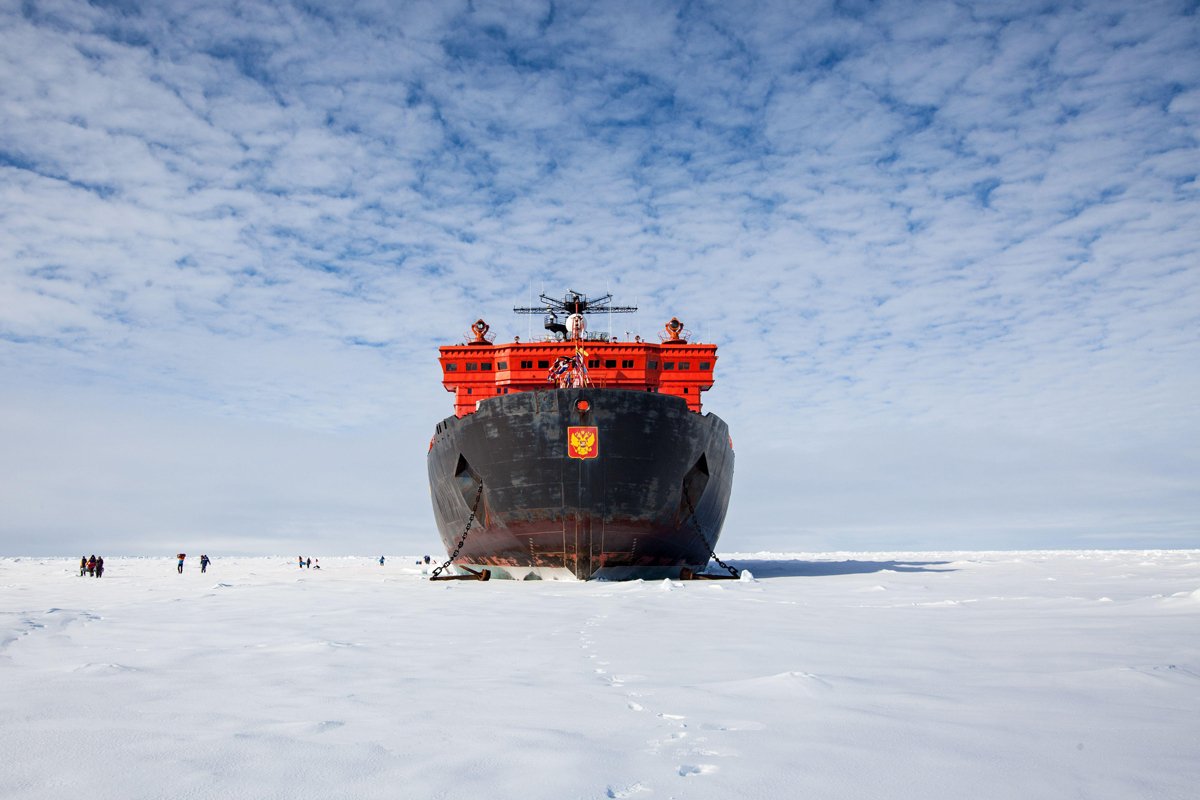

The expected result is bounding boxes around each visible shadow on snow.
[729,559,957,578]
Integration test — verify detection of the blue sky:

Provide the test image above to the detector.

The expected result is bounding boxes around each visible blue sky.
[1,0,1197,555]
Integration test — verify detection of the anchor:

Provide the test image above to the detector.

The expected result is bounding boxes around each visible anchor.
[429,565,492,582]
[679,567,738,581]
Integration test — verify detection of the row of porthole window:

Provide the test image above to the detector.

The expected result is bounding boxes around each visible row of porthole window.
[460,385,698,397]
[588,359,636,369]
[446,360,711,373]
[461,387,513,395]
[458,386,700,398]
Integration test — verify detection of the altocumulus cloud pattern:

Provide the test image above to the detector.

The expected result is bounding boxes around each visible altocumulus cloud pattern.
[0,0,1197,555]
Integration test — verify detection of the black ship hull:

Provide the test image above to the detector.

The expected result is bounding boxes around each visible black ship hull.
[427,389,734,580]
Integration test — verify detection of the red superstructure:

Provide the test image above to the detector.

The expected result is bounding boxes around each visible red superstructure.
[439,310,717,418]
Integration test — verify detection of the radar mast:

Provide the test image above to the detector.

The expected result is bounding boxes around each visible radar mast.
[513,290,637,342]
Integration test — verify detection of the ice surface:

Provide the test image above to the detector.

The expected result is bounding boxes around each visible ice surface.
[1,551,1198,799]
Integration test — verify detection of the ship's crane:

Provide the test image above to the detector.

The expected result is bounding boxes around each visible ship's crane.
[514,290,638,341]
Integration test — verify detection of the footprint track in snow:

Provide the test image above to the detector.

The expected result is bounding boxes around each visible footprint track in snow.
[579,610,733,785]
[677,763,718,777]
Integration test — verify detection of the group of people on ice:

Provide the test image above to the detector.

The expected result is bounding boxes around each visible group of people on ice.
[297,556,319,569]
[80,555,104,577]
[377,555,433,567]
[175,554,211,573]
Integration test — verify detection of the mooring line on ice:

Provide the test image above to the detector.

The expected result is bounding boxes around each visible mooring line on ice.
[430,480,491,582]
[679,486,739,580]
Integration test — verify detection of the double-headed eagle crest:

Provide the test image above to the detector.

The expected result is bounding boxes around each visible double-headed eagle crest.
[567,426,599,459]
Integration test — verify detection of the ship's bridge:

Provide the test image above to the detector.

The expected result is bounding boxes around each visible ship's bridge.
[438,316,717,418]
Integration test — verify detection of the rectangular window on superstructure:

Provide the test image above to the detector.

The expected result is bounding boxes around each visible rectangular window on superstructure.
[481,362,492,371]
[664,362,675,370]
[604,359,616,368]
[466,388,473,395]
[466,362,478,371]
[537,360,549,369]
[588,359,600,368]
[520,360,533,369]
[678,362,690,370]
[445,362,458,372]
[700,361,710,370]
[497,361,508,370]
[648,360,658,369]
[621,359,634,368]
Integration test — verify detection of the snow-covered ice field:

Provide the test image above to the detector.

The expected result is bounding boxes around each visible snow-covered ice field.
[1,551,1198,800]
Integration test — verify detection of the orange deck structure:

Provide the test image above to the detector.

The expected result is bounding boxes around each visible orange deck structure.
[438,316,717,418]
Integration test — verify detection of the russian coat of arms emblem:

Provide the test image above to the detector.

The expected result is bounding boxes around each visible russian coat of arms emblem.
[567,426,599,459]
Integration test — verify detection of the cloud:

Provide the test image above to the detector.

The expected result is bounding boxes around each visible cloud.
[1,0,1197,554]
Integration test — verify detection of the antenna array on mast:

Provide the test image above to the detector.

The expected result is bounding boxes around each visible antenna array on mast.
[513,289,638,316]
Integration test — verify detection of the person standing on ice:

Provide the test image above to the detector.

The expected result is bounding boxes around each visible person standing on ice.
[86,555,96,576]
[80,556,87,576]
[200,554,210,573]
[305,557,311,569]
[298,556,304,569]
[379,556,385,566]
[95,556,104,578]
[177,554,186,574]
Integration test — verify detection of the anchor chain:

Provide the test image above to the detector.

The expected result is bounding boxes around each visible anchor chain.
[683,487,740,579]
[431,480,484,579]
